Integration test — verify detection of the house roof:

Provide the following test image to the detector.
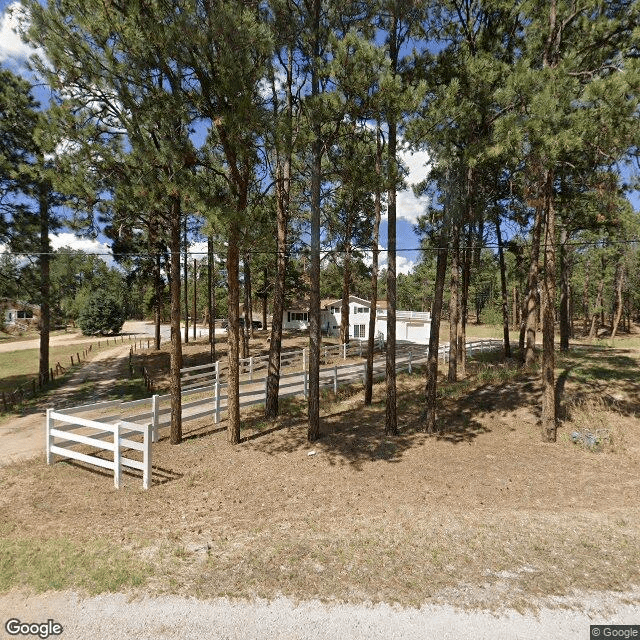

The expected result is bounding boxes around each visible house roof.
[325,295,372,308]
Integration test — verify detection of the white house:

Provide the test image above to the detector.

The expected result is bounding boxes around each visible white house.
[325,296,432,345]
[282,295,431,344]
[2,300,39,327]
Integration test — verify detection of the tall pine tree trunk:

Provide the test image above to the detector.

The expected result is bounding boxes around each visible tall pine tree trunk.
[169,196,183,445]
[365,121,382,406]
[265,47,293,420]
[447,222,460,382]
[38,178,50,384]
[458,225,472,376]
[541,170,557,442]
[425,241,449,433]
[243,251,252,358]
[611,257,624,339]
[385,15,399,437]
[307,0,321,442]
[340,242,352,345]
[154,246,162,350]
[208,235,216,363]
[583,257,590,335]
[589,275,604,339]
[523,205,543,366]
[227,219,241,444]
[495,215,511,358]
[559,225,570,351]
[183,215,189,344]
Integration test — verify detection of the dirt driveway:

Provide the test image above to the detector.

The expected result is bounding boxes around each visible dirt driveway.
[0,321,151,466]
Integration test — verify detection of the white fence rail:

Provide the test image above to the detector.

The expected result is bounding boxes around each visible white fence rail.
[46,408,152,489]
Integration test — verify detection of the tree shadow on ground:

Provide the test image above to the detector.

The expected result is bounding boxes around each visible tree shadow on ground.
[240,368,547,469]
[431,374,540,443]
[558,347,640,418]
[59,458,183,486]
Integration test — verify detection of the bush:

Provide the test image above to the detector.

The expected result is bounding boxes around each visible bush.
[77,292,126,336]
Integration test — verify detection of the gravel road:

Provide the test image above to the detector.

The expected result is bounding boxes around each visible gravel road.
[1,590,639,640]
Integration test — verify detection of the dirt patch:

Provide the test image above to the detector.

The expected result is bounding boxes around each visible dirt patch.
[1,343,639,609]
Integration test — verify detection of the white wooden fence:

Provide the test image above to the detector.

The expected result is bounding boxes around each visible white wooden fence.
[46,408,152,489]
[46,337,502,489]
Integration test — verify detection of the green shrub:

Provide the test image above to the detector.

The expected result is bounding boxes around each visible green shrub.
[77,292,126,336]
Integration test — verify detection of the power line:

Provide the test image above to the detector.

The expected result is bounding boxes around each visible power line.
[2,237,639,259]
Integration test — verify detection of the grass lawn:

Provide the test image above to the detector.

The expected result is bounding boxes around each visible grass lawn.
[1,340,638,609]
[0,334,143,401]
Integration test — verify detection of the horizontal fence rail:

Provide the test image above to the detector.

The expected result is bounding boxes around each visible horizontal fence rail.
[46,408,152,489]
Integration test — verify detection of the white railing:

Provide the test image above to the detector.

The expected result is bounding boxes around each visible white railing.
[46,409,152,489]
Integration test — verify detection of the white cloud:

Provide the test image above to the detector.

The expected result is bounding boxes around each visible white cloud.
[362,244,416,276]
[0,3,38,65]
[394,146,431,225]
[50,233,111,259]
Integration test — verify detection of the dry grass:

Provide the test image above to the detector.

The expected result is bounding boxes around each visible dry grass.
[1,342,639,610]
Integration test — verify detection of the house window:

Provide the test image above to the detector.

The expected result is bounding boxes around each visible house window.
[17,310,33,319]
[290,312,308,322]
[353,324,366,338]
[331,307,339,313]
[355,307,369,314]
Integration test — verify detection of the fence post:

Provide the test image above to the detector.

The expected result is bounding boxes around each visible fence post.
[214,377,220,424]
[363,361,367,384]
[264,376,268,406]
[324,346,327,363]
[359,341,362,358]
[249,356,254,381]
[303,369,308,399]
[114,422,121,489]
[302,348,307,372]
[143,423,152,490]
[333,365,338,394]
[46,408,53,464]
[409,350,412,374]
[343,343,347,360]
[151,394,159,442]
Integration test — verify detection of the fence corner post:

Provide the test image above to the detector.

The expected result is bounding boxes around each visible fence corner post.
[303,369,308,399]
[409,350,413,375]
[333,364,338,394]
[143,423,152,490]
[343,343,347,360]
[114,422,121,490]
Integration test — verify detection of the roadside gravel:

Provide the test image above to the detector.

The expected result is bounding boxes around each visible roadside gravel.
[1,590,639,640]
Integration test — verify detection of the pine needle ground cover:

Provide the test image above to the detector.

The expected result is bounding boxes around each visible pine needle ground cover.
[1,342,639,610]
